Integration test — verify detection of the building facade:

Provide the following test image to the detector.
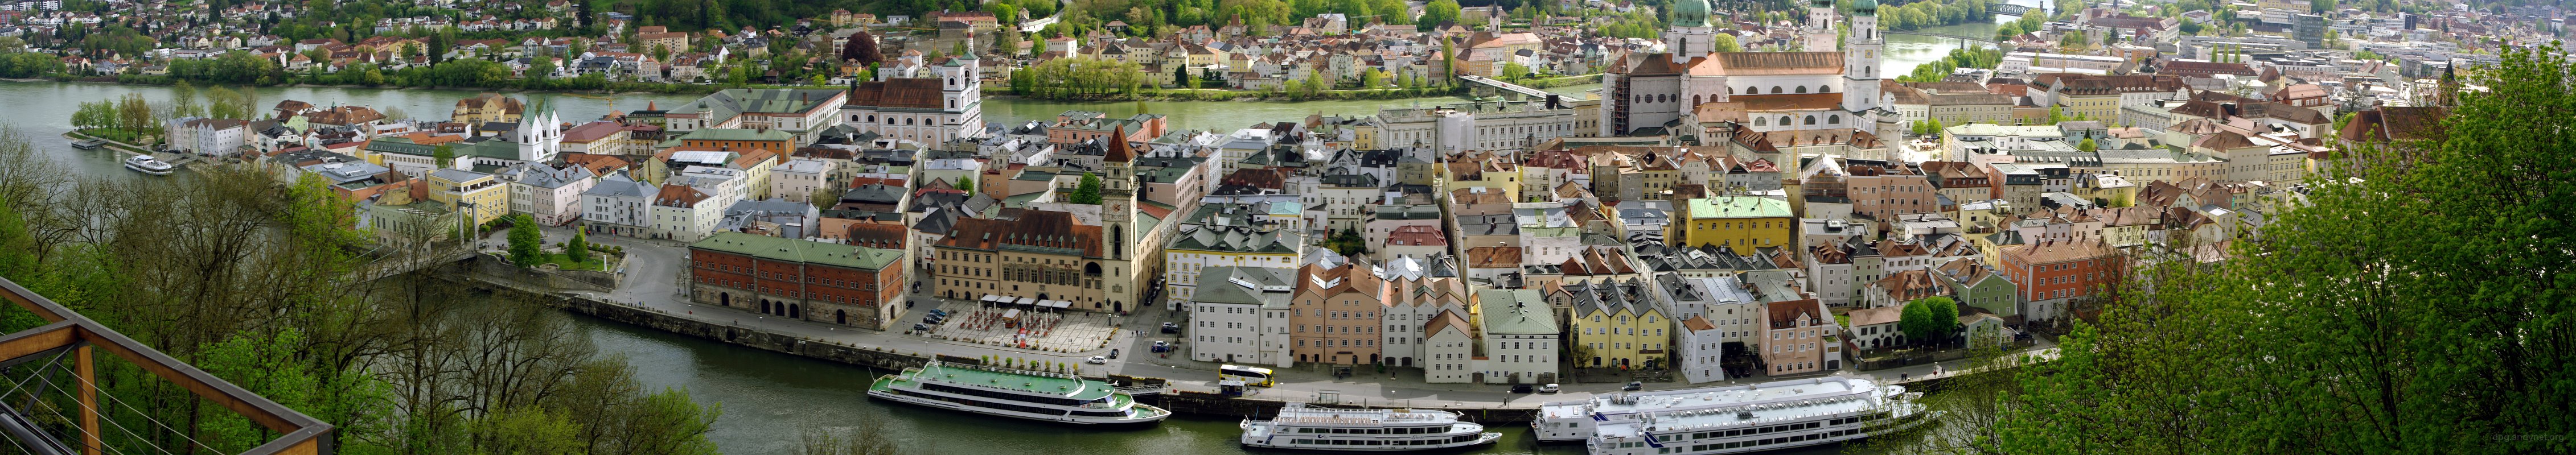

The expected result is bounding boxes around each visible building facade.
[688,232,907,329]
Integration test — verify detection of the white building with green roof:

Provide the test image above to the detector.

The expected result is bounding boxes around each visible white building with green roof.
[1473,288,1560,384]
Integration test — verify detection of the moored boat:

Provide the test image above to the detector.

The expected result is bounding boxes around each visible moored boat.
[71,138,106,149]
[1533,376,1938,454]
[866,361,1169,425]
[124,155,174,175]
[1239,403,1501,451]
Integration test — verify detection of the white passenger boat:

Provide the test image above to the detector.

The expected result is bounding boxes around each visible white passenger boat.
[1239,403,1501,451]
[866,361,1169,425]
[124,155,175,175]
[1532,376,1938,454]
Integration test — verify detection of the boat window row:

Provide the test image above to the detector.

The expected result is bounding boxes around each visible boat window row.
[1665,429,1862,453]
[920,383,1098,407]
[1291,425,1453,435]
[1674,420,1824,441]
[1287,435,1476,447]
[885,390,1068,416]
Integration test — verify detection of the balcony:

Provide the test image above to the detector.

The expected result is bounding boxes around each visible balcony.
[0,280,334,454]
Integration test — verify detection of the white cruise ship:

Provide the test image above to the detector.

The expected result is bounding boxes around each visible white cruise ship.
[1239,403,1501,451]
[1531,377,1937,454]
[868,361,1170,425]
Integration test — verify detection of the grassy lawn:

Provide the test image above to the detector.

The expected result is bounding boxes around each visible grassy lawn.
[539,253,607,271]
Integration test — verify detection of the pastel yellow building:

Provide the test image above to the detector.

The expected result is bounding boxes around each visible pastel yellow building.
[428,168,510,226]
[1559,279,1670,369]
[1676,197,1794,254]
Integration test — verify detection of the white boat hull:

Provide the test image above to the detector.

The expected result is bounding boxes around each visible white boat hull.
[1239,431,1502,452]
[124,157,174,175]
[866,388,1170,425]
[125,163,174,175]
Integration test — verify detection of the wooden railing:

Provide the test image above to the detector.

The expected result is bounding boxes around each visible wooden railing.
[0,279,334,455]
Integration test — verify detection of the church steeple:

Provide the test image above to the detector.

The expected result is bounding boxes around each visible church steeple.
[1843,0,1883,114]
[1667,0,1715,63]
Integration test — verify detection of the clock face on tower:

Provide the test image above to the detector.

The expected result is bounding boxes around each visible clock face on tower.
[1867,50,1876,59]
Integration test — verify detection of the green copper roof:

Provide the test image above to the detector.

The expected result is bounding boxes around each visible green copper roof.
[1476,289,1556,335]
[691,232,902,270]
[679,128,795,142]
[1672,0,1712,28]
[1688,197,1793,220]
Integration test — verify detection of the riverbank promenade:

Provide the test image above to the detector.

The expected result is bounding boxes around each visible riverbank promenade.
[479,226,2056,412]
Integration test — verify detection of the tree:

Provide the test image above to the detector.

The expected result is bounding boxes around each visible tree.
[1420,0,1462,27]
[432,144,455,170]
[956,176,975,194]
[1175,64,1194,88]
[1989,43,2576,455]
[565,230,590,264]
[810,186,841,210]
[1713,33,1742,52]
[508,214,543,266]
[1324,228,1367,257]
[796,420,906,455]
[1898,296,1957,348]
[2077,137,2098,152]
[1067,173,1103,204]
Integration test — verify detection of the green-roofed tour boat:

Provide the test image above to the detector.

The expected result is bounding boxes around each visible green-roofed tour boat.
[868,361,1172,425]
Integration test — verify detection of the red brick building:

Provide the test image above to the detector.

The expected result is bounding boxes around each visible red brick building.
[689,232,908,329]
[1998,238,2121,322]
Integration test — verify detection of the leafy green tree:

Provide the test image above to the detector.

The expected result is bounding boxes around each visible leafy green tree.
[508,214,544,266]
[1991,43,2576,455]
[1420,0,1462,27]
[1068,173,1103,204]
[1713,34,1742,52]
[1324,228,1367,257]
[1899,296,1957,348]
[566,230,591,264]
[2077,137,2097,152]
[432,144,455,169]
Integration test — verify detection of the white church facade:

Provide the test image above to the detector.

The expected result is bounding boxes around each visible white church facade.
[1600,0,1901,161]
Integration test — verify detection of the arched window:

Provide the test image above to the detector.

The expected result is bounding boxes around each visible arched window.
[1829,114,1841,124]
[1770,86,1783,94]
[1693,95,1702,105]
[1820,85,1833,93]
[1796,86,1809,93]
[1779,116,1793,126]
[1804,115,1817,125]
[1728,86,1737,94]
[1755,117,1766,126]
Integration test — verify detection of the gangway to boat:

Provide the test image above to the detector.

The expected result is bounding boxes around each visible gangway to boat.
[1116,384,1166,396]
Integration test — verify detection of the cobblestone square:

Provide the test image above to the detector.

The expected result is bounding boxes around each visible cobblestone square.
[927,300,1121,354]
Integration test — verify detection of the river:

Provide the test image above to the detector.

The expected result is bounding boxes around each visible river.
[0,19,2013,448]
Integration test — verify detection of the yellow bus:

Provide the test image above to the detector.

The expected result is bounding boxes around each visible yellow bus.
[1219,365,1275,387]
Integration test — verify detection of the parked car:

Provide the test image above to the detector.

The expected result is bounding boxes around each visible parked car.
[1086,355,1107,365]
[1510,384,1534,394]
[912,324,928,332]
[1151,341,1170,353]
[1539,383,1562,394]
[1160,322,1180,333]
[923,316,943,324]
[1623,381,1644,391]
[1108,349,1120,359]
[928,309,948,317]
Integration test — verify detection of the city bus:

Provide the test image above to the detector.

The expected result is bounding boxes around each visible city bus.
[1219,365,1275,387]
